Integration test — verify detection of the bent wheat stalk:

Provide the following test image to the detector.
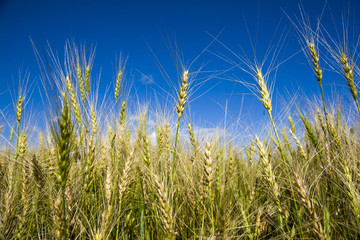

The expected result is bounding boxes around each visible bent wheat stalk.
[255,68,303,235]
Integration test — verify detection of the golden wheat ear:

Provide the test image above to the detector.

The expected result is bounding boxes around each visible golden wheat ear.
[153,174,176,239]
[256,138,287,232]
[176,70,189,118]
[255,68,272,113]
[172,70,190,187]
[293,172,329,239]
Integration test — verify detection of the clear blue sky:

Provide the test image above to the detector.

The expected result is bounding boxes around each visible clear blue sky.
[0,0,359,130]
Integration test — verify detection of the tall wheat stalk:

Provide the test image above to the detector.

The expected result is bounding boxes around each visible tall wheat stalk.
[308,43,329,121]
[53,94,73,240]
[13,95,24,186]
[172,70,188,183]
[255,68,286,162]
[255,67,303,236]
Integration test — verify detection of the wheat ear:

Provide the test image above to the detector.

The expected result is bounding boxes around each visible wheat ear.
[328,119,360,224]
[16,95,23,126]
[256,138,286,231]
[153,174,176,239]
[340,53,360,116]
[66,76,82,128]
[115,70,122,102]
[13,95,24,175]
[255,68,287,164]
[84,106,97,193]
[55,94,73,240]
[77,62,86,104]
[119,101,126,125]
[172,70,189,185]
[188,123,198,161]
[10,126,14,142]
[115,152,134,239]
[202,142,214,202]
[293,172,328,239]
[289,130,307,160]
[85,65,90,95]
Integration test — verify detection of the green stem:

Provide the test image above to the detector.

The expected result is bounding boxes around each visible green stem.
[25,211,34,240]
[171,116,181,192]
[268,112,286,163]
[354,97,360,119]
[319,82,333,146]
[268,111,302,236]
[115,200,122,240]
[319,82,328,122]
[12,125,20,190]
[62,187,68,240]
[140,183,146,240]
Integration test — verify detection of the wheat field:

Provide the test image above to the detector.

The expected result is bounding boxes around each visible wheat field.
[1,9,360,240]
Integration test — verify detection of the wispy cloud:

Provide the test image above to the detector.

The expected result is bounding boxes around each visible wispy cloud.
[138,73,154,85]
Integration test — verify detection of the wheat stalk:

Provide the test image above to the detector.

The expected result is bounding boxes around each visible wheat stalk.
[293,172,328,239]
[13,95,24,180]
[153,174,176,239]
[256,138,287,232]
[16,133,29,238]
[172,70,189,183]
[54,94,73,240]
[255,68,287,164]
[53,195,66,240]
[84,105,97,194]
[115,151,134,239]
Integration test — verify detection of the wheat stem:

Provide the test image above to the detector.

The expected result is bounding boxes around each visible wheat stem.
[172,70,189,192]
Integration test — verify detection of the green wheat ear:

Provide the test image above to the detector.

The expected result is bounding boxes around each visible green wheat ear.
[340,53,356,98]
[119,101,126,125]
[308,43,322,83]
[66,76,82,128]
[340,53,360,116]
[10,126,14,142]
[85,65,90,95]
[16,95,24,125]
[77,62,86,104]
[115,70,122,102]
[51,93,73,240]
[57,94,72,191]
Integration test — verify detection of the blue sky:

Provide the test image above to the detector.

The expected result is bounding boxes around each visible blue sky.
[0,0,359,131]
